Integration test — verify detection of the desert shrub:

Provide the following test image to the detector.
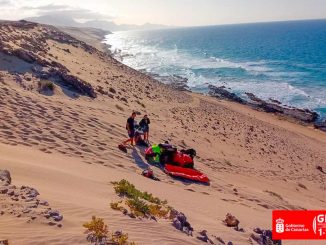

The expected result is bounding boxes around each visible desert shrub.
[113,179,164,205]
[148,204,170,218]
[126,198,150,217]
[83,216,109,245]
[110,201,124,211]
[38,80,55,92]
[112,180,171,219]
[111,231,136,245]
[83,217,136,245]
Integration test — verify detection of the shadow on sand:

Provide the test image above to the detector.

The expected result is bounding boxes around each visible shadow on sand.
[131,147,149,170]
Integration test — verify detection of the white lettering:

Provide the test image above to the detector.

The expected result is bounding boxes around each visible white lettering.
[317,214,326,223]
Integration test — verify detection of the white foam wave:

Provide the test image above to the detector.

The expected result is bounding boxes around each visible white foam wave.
[105,32,326,112]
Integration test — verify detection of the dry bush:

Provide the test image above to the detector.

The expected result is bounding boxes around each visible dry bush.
[38,80,55,92]
[83,216,136,245]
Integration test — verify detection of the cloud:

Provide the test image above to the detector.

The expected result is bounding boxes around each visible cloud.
[24,4,114,21]
[0,0,12,5]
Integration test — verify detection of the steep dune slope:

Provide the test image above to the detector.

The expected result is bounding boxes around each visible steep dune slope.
[0,20,325,245]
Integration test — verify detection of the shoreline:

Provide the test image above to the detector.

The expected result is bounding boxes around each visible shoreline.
[103,34,326,131]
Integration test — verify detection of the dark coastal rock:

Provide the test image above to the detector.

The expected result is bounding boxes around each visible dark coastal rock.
[208,84,320,124]
[168,75,190,91]
[208,85,244,104]
[314,120,326,132]
[245,92,318,123]
[141,71,191,91]
[0,170,11,185]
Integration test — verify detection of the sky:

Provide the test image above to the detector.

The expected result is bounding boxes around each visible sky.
[1,0,326,26]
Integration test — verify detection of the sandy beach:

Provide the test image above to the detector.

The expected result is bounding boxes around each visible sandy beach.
[0,20,325,245]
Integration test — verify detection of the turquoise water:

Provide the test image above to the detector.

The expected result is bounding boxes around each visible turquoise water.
[105,20,326,118]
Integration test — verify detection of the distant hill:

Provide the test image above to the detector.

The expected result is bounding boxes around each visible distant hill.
[26,15,169,32]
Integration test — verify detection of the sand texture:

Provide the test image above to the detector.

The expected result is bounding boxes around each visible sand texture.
[0,20,325,245]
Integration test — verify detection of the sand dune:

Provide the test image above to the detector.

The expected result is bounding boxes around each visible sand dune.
[0,20,325,245]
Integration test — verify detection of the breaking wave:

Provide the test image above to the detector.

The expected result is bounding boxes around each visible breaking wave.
[105,22,326,117]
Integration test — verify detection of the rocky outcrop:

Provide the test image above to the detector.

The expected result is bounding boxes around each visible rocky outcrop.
[208,85,320,124]
[245,93,318,123]
[0,170,11,185]
[12,49,37,63]
[224,213,240,228]
[172,211,193,236]
[0,21,97,99]
[0,169,63,227]
[166,75,191,91]
[250,228,281,245]
[60,72,96,98]
[140,71,191,91]
[0,239,9,245]
[314,120,326,132]
[208,85,244,104]
[12,20,38,30]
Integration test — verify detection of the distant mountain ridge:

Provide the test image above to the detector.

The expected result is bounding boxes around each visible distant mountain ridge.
[26,15,169,32]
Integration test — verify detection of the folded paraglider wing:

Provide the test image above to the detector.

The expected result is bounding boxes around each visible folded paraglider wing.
[164,164,210,183]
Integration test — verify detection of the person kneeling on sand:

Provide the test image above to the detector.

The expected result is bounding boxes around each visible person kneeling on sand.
[121,112,136,147]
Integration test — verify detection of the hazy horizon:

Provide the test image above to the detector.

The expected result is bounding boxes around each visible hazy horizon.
[1,0,326,27]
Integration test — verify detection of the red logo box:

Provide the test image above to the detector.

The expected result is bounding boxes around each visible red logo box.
[273,210,326,240]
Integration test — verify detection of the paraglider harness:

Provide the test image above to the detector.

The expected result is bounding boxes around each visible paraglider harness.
[145,143,197,169]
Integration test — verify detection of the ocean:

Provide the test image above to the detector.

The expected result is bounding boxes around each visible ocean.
[105,19,326,119]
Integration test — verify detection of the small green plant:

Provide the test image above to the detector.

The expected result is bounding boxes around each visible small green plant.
[126,198,150,217]
[113,179,165,205]
[83,216,109,245]
[38,80,55,92]
[111,180,171,219]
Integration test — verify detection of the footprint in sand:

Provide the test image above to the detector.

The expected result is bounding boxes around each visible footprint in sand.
[185,188,196,192]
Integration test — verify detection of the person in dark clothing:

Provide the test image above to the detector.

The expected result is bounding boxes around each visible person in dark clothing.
[122,112,136,146]
[139,114,150,143]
